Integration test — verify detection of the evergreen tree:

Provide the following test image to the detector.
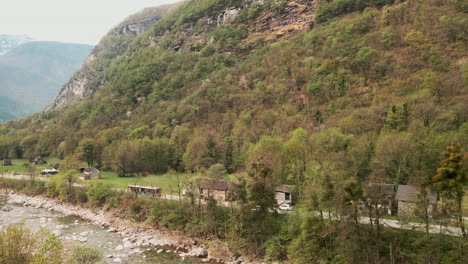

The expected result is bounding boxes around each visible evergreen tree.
[432,144,467,237]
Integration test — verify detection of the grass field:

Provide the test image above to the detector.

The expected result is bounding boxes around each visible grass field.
[96,171,201,195]
[0,158,62,175]
[95,171,247,194]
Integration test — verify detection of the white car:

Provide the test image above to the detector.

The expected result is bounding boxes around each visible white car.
[279,203,292,211]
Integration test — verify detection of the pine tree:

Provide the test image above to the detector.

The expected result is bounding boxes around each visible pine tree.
[432,144,467,237]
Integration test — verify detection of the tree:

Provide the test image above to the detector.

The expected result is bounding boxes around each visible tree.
[344,180,364,234]
[432,144,467,237]
[285,128,309,199]
[0,225,63,264]
[206,163,227,180]
[374,133,416,185]
[224,137,234,173]
[78,138,98,167]
[85,181,112,207]
[288,216,330,264]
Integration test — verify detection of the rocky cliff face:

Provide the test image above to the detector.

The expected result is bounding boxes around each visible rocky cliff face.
[148,0,314,53]
[50,0,314,109]
[49,3,180,109]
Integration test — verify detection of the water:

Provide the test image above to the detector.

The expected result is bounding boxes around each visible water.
[0,195,198,264]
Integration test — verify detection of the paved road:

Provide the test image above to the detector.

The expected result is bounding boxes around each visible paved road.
[359,216,462,236]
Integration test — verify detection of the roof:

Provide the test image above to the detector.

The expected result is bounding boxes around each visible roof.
[395,185,437,204]
[274,185,294,193]
[83,167,99,173]
[128,185,161,191]
[199,179,237,191]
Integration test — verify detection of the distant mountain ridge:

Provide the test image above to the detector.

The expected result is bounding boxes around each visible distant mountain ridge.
[0,41,93,120]
[0,34,33,55]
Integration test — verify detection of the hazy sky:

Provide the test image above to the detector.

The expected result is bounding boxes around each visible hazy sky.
[0,0,180,45]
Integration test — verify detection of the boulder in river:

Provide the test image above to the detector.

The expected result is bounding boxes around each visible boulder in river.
[123,241,133,249]
[2,205,13,212]
[115,245,124,251]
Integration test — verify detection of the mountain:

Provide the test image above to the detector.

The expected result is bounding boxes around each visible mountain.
[0,34,33,55]
[49,2,182,109]
[0,0,467,261]
[0,41,93,120]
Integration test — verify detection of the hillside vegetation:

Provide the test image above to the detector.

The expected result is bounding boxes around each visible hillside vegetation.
[49,2,182,108]
[0,0,467,262]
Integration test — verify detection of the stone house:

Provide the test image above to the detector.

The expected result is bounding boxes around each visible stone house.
[199,179,238,202]
[274,184,294,205]
[79,167,101,180]
[395,185,438,217]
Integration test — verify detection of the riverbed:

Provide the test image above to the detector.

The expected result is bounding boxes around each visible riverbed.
[0,194,199,264]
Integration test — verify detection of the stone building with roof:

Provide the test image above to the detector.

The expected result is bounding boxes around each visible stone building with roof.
[199,179,239,202]
[395,185,438,217]
[274,184,294,205]
[79,167,101,180]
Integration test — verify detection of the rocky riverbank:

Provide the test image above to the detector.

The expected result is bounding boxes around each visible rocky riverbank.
[1,189,248,264]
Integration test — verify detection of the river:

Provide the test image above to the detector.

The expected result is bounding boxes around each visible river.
[0,194,199,264]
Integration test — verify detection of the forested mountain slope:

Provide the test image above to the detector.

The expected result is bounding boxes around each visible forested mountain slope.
[0,0,467,262]
[3,0,465,178]
[0,41,93,121]
[49,2,182,109]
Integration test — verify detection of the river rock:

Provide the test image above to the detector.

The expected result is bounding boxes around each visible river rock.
[115,244,124,251]
[108,227,117,232]
[123,241,133,249]
[156,249,164,254]
[113,258,122,263]
[53,230,62,236]
[2,205,13,211]
[187,247,208,257]
[107,254,113,258]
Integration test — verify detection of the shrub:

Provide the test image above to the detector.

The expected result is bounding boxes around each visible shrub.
[67,246,104,264]
[85,181,112,207]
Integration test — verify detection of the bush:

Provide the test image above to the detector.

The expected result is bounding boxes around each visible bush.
[67,246,104,264]
[0,225,63,264]
[85,181,112,207]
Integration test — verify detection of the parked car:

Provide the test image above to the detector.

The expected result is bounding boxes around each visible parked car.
[279,203,292,211]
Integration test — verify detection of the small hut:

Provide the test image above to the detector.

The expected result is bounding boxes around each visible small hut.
[2,159,12,166]
[395,185,438,217]
[79,167,101,180]
[128,185,161,197]
[199,179,238,202]
[41,168,58,176]
[274,185,294,205]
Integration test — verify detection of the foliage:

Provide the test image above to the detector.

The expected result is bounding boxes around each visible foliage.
[0,0,467,261]
[0,225,63,264]
[85,181,113,207]
[67,246,103,264]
